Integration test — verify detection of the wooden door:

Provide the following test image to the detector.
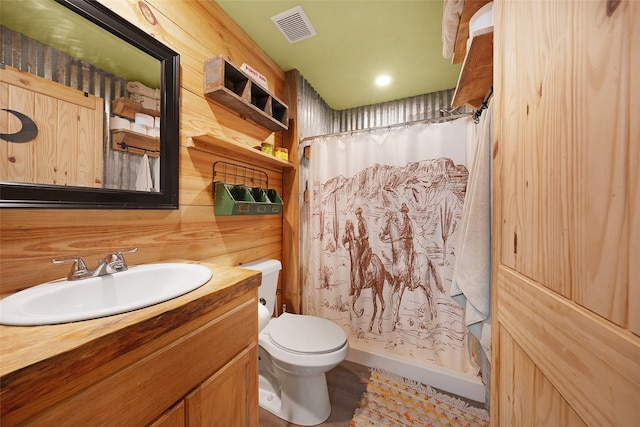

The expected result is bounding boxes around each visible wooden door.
[492,1,639,426]
[0,65,104,187]
[184,345,258,426]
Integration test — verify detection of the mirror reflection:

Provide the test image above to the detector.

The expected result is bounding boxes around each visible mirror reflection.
[1,0,165,193]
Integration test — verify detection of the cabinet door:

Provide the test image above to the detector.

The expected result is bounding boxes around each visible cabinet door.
[149,401,185,427]
[185,345,258,427]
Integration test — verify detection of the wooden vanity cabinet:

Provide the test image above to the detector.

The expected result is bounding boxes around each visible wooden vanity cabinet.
[1,275,259,427]
[184,345,258,426]
[150,343,257,427]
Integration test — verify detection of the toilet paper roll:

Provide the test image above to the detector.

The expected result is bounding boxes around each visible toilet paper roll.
[258,303,271,332]
[131,123,148,135]
[146,127,159,138]
[134,113,154,128]
[109,116,130,130]
[154,117,160,129]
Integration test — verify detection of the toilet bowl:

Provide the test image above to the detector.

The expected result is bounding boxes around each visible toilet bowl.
[239,259,348,426]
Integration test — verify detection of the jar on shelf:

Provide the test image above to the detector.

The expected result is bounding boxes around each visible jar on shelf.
[274,147,288,161]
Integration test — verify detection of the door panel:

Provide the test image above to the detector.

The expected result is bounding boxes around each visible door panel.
[493,1,640,425]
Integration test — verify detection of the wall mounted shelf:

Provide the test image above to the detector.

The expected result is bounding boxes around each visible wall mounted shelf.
[110,97,160,155]
[203,56,289,132]
[188,133,294,170]
[111,97,159,120]
[451,27,493,108]
[451,0,492,64]
[111,130,160,156]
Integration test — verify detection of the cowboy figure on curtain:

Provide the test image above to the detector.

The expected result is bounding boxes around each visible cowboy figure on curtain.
[355,206,373,289]
[343,207,387,334]
[397,203,414,264]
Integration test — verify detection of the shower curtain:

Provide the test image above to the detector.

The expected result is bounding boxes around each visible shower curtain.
[302,118,477,374]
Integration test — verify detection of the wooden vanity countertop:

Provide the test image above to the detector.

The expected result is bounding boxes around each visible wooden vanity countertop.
[0,261,260,378]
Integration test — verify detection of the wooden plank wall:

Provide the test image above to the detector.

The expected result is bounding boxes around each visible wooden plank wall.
[492,0,639,425]
[0,0,296,302]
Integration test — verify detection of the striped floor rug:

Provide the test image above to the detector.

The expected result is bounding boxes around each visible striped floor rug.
[351,368,490,427]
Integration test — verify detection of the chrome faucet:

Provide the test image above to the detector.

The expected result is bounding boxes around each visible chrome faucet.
[52,248,138,280]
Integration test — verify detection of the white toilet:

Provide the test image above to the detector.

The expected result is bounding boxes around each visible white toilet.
[239,259,348,426]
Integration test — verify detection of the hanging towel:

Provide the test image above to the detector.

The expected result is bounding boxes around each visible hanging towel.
[442,0,465,58]
[135,153,153,192]
[152,155,160,192]
[450,102,493,359]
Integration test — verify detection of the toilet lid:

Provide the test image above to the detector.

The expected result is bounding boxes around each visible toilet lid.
[269,313,347,354]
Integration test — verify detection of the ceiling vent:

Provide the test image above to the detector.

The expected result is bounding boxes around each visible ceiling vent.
[271,5,317,43]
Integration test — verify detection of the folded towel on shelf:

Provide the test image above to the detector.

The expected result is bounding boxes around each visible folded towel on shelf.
[442,0,465,58]
[450,102,493,359]
[127,81,160,99]
[129,93,160,111]
[135,153,153,192]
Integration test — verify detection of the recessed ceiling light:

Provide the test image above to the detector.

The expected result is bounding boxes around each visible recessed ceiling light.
[375,75,392,87]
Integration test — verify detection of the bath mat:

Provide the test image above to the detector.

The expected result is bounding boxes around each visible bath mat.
[351,368,489,427]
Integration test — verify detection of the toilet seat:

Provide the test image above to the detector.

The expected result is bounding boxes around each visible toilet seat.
[268,313,347,354]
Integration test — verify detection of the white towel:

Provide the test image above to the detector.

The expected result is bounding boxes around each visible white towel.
[450,102,492,359]
[127,81,160,99]
[152,156,160,192]
[135,153,153,192]
[129,93,160,111]
[442,0,465,58]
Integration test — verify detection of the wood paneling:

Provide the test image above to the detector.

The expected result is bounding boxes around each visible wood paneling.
[282,70,301,313]
[0,0,292,297]
[493,0,640,425]
[628,0,640,337]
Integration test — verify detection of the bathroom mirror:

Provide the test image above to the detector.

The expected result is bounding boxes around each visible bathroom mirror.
[0,0,179,208]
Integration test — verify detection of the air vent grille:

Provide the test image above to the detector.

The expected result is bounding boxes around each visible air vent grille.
[271,5,317,43]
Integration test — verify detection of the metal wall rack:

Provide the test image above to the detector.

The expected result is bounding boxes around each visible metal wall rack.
[213,161,283,215]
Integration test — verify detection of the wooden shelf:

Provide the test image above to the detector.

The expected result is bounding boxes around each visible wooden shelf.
[111,97,159,120]
[203,56,288,132]
[112,129,160,157]
[188,133,294,169]
[452,0,492,64]
[451,27,493,109]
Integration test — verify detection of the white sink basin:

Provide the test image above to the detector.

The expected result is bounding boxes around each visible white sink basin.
[0,263,212,326]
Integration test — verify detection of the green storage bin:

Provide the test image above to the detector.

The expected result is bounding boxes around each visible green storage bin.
[214,182,283,215]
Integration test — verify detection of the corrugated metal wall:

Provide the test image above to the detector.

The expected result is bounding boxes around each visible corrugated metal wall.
[1,26,148,191]
[337,89,458,131]
[297,74,338,140]
[297,72,464,139]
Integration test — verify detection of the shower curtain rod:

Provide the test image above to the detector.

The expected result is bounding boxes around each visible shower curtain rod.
[299,112,472,143]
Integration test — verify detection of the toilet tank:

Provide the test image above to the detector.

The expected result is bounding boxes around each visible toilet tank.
[238,258,281,316]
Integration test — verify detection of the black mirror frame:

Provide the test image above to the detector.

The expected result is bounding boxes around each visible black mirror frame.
[0,0,180,209]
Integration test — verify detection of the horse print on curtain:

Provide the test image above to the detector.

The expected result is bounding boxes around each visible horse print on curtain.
[304,119,477,373]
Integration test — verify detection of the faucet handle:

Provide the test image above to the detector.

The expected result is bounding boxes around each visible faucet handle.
[110,247,138,271]
[52,257,90,280]
[117,248,138,256]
